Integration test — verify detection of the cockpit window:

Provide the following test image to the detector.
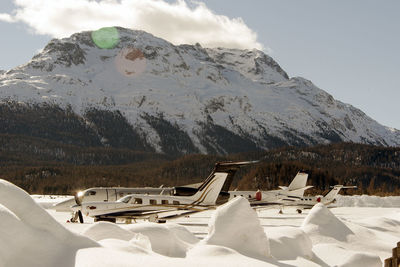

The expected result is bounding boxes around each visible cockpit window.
[84,190,96,196]
[119,196,132,203]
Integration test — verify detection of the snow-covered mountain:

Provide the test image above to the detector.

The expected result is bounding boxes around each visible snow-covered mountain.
[1,27,399,155]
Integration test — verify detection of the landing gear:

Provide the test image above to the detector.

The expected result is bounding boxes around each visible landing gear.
[70,212,78,223]
[296,209,303,214]
[70,210,84,223]
[278,206,283,214]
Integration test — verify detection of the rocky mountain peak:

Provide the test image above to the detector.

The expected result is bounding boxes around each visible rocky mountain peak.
[0,27,398,155]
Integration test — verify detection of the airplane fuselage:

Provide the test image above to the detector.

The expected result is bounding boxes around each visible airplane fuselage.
[52,187,174,212]
[77,193,211,218]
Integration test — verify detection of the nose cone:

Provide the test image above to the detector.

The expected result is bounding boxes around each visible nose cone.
[51,197,76,212]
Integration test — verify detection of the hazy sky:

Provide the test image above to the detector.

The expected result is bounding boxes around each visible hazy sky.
[1,0,399,129]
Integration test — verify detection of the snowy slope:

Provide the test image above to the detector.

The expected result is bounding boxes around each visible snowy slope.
[1,27,399,154]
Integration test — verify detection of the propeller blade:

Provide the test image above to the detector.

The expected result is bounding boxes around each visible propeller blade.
[78,210,84,224]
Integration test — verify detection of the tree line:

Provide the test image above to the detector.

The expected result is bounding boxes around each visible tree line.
[1,142,400,196]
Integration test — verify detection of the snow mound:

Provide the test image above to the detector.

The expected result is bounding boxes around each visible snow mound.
[0,179,98,267]
[126,222,192,257]
[74,247,167,267]
[268,227,313,260]
[164,223,199,244]
[82,221,136,241]
[352,212,400,234]
[313,243,382,267]
[32,194,73,209]
[187,245,277,267]
[201,196,270,260]
[301,203,354,242]
[99,238,152,255]
[188,244,240,257]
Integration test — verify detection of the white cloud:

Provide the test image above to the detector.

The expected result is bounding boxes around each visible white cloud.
[0,13,16,23]
[2,0,264,50]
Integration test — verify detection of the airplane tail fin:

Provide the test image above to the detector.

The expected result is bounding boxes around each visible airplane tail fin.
[188,172,229,205]
[324,185,357,202]
[189,161,259,206]
[288,172,309,191]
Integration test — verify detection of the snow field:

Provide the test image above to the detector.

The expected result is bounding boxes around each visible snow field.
[2,179,400,266]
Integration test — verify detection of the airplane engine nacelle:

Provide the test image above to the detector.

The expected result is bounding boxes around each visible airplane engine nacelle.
[255,190,262,201]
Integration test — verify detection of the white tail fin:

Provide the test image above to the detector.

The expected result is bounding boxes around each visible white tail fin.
[189,172,228,205]
[324,185,357,202]
[288,172,308,191]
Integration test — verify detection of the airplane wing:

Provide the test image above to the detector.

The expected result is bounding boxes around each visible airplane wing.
[157,207,216,220]
[93,203,217,222]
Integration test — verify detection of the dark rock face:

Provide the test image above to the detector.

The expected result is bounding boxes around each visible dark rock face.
[142,113,199,156]
[84,108,151,151]
[195,122,259,154]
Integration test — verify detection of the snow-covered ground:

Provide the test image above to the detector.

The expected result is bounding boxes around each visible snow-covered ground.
[2,181,399,266]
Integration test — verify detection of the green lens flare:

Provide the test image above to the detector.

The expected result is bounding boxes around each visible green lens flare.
[91,27,119,49]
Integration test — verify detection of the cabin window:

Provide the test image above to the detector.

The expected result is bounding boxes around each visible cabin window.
[134,198,143,204]
[161,200,169,204]
[234,195,237,197]
[149,199,157,205]
[173,201,180,205]
[248,195,251,198]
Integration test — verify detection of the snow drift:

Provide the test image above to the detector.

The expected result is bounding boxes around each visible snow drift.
[313,243,382,267]
[301,203,383,266]
[0,179,98,267]
[301,203,354,242]
[125,223,194,257]
[201,196,270,260]
[268,227,313,260]
[82,221,137,241]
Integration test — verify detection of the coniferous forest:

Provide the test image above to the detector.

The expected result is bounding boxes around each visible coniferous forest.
[1,130,400,196]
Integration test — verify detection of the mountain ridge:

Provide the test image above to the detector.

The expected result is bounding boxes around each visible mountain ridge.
[0,27,399,155]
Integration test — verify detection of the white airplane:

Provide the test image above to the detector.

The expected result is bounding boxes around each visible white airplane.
[289,185,357,208]
[61,161,257,223]
[253,185,357,213]
[52,186,175,213]
[228,172,313,202]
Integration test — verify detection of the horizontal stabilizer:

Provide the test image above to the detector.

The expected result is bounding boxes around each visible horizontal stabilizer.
[287,185,314,197]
